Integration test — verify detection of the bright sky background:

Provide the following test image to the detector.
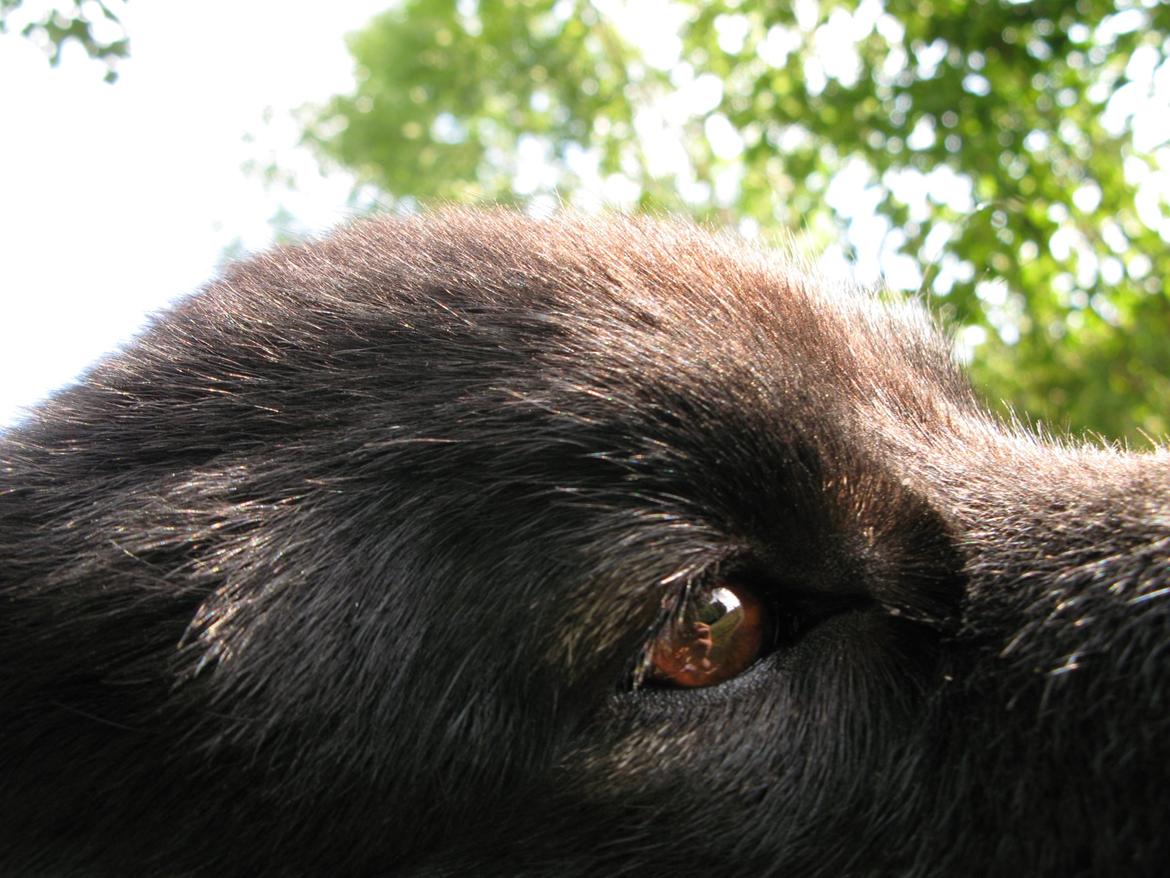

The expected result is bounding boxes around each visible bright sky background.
[0,0,945,430]
[3,1,1166,427]
[0,1,387,426]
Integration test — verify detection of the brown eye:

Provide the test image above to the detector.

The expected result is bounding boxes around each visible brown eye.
[645,580,766,688]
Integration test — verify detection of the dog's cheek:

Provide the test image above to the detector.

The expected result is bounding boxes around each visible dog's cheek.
[499,612,947,873]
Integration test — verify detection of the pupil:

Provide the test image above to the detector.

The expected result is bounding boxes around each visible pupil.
[698,586,741,624]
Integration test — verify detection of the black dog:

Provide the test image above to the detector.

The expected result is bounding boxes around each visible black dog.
[1,210,1167,876]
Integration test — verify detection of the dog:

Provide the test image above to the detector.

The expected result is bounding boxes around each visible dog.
[1,209,1167,876]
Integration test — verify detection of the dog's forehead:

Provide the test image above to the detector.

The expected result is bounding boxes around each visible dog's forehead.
[299,210,972,425]
[478,214,968,455]
[332,214,967,563]
[168,210,979,527]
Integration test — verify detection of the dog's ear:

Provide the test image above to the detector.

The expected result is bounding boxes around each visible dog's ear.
[1,209,1168,877]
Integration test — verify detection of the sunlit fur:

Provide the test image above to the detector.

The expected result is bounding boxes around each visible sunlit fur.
[1,209,1168,876]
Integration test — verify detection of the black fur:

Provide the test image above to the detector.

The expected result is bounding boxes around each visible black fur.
[1,209,1167,876]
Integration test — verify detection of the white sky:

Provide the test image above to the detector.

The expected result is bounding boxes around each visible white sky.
[0,1,386,426]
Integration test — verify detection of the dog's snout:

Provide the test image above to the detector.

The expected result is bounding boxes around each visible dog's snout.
[945,448,1170,692]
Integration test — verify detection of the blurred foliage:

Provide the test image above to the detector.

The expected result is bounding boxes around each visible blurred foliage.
[306,0,1170,445]
[1,0,128,82]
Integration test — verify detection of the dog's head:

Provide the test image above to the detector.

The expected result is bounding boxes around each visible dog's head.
[1,210,1168,876]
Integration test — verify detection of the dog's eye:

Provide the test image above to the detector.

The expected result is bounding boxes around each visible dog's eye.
[643,580,766,688]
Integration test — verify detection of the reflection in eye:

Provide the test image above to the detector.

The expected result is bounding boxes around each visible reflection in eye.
[644,581,766,688]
